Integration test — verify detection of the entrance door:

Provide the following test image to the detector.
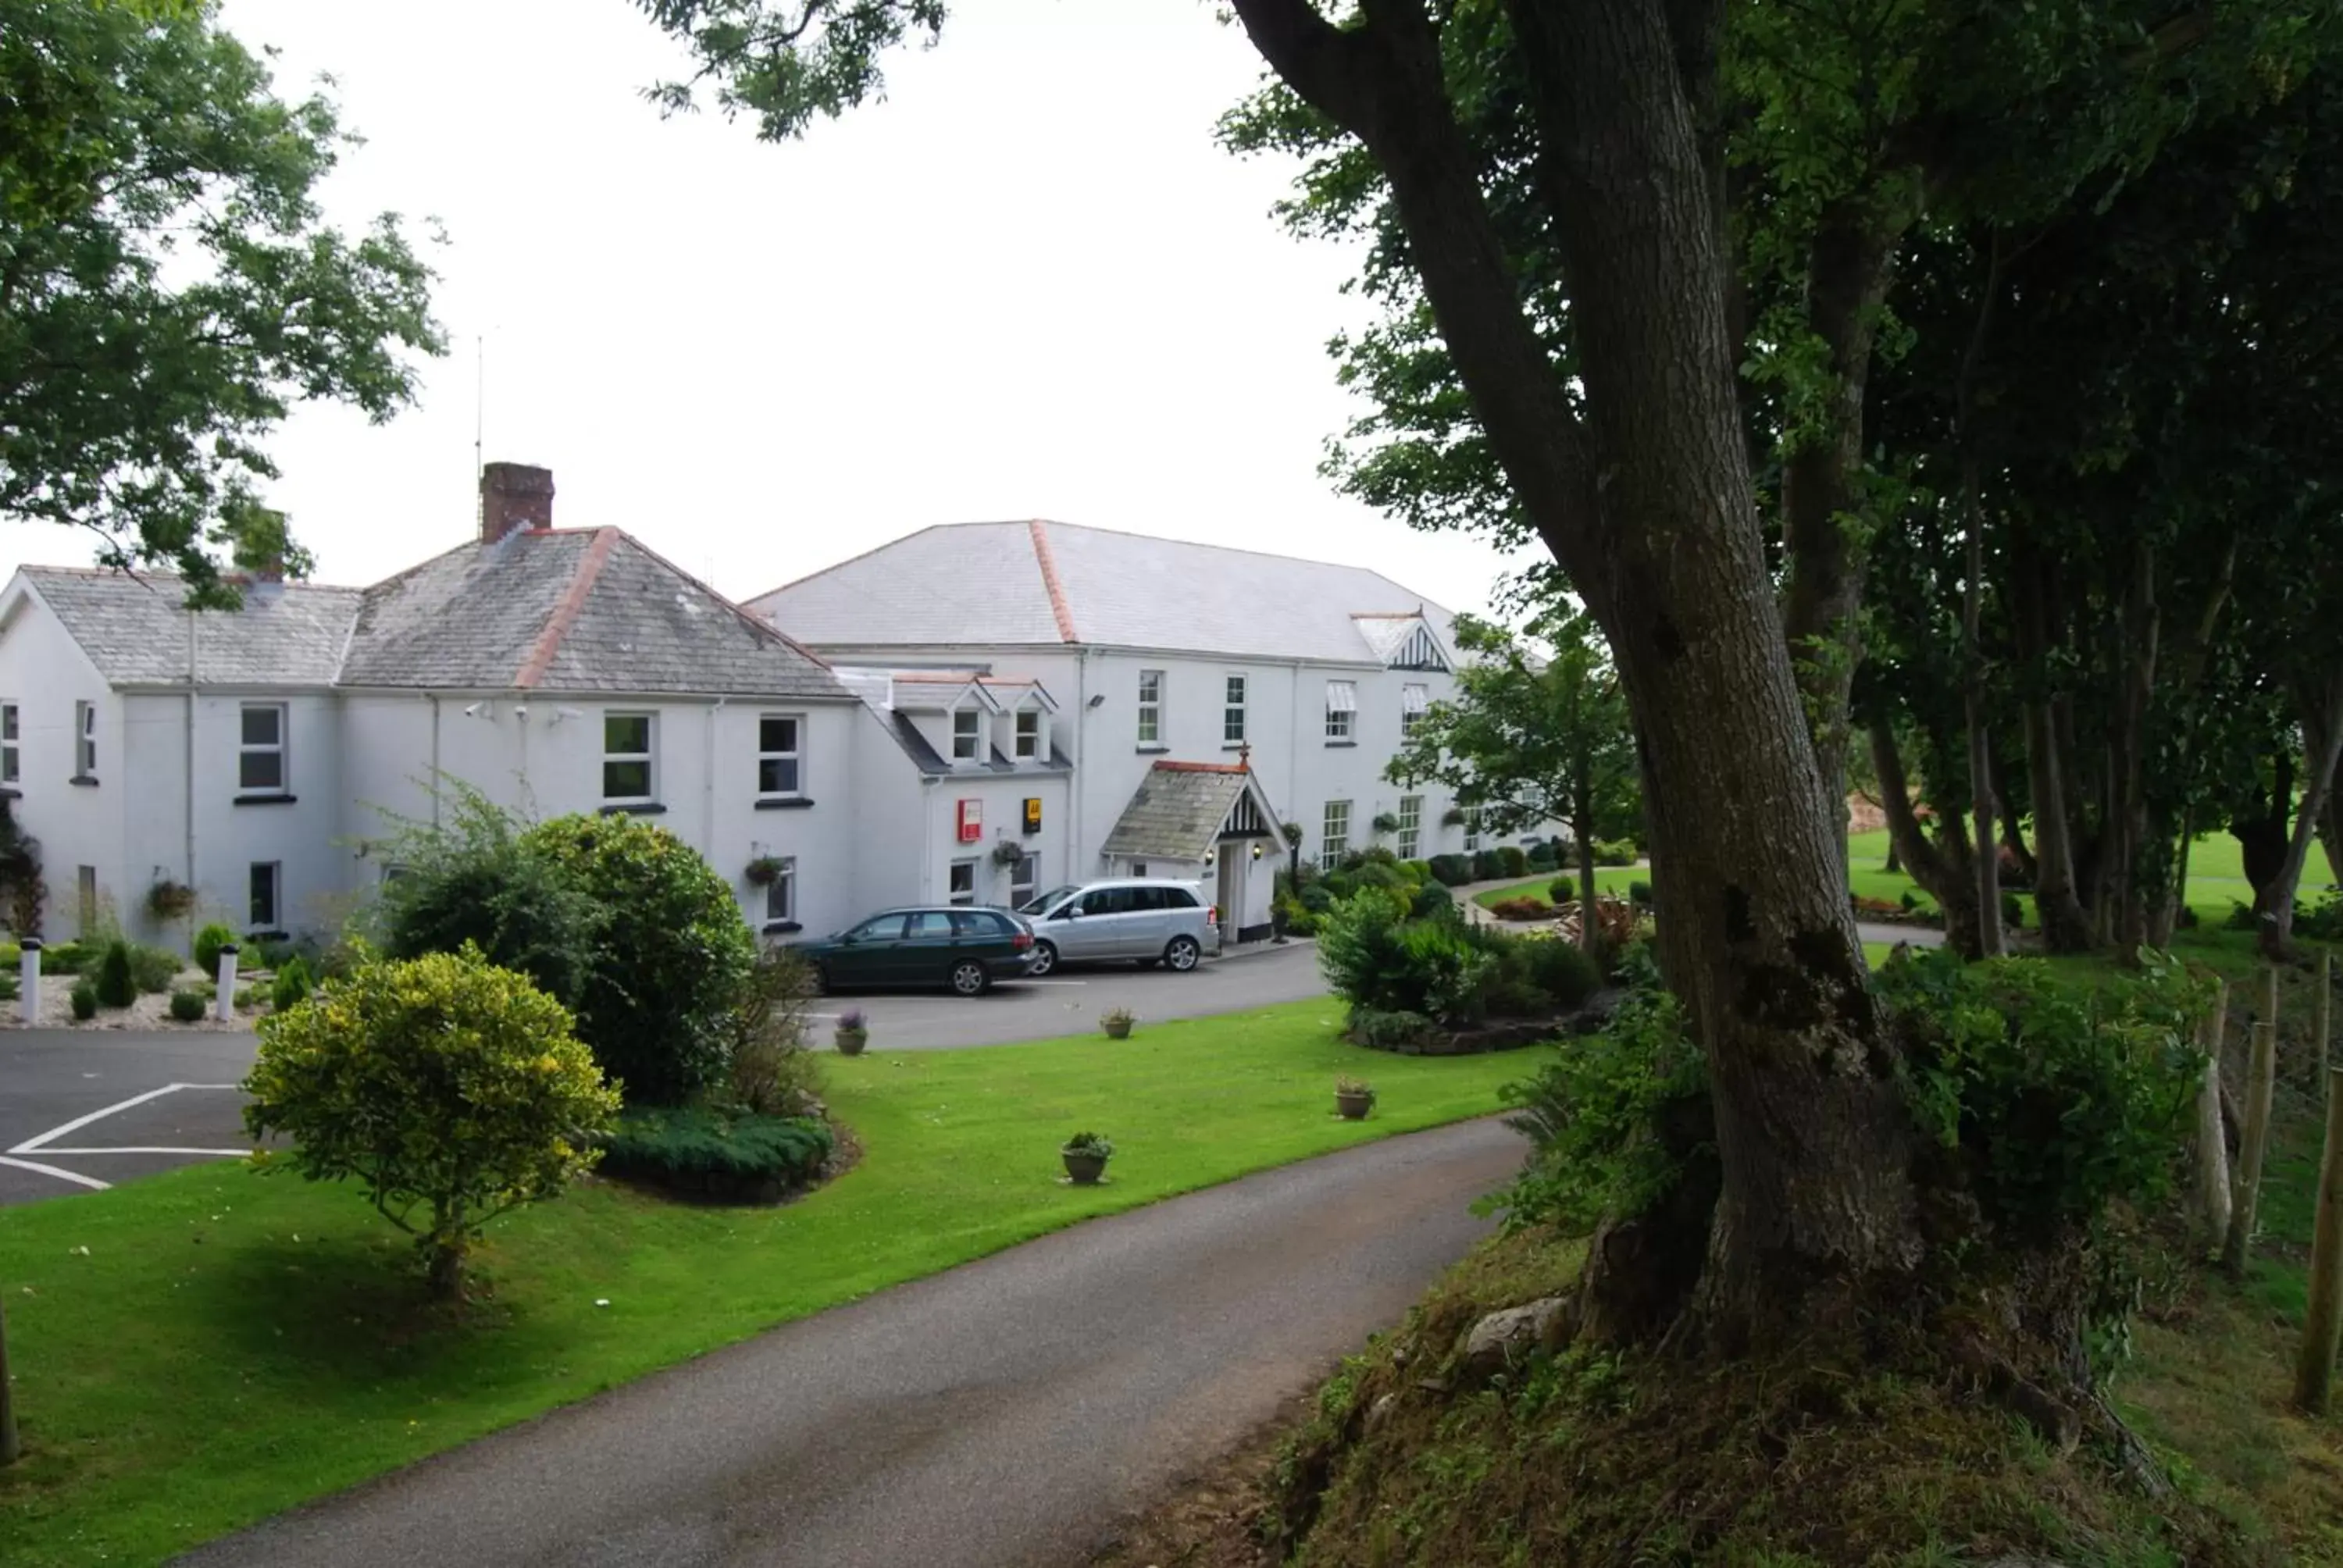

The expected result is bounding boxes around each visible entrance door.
[1214,853,1239,943]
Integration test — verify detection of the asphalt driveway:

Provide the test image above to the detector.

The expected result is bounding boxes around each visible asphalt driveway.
[0,1028,258,1206]
[178,1116,1528,1568]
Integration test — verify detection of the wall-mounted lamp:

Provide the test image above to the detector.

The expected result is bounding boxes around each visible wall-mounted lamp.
[512,704,530,721]
[1251,842,1264,860]
[1204,850,1217,867]
[1086,693,1106,708]
[462,700,490,718]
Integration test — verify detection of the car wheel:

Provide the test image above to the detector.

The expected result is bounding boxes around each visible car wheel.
[1026,940,1058,978]
[950,959,991,997]
[1164,935,1201,972]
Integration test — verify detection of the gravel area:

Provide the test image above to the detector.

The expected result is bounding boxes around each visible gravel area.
[4,965,266,1032]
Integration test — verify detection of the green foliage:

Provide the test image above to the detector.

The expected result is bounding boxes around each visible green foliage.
[1410,881,1454,920]
[1550,876,1576,903]
[1427,853,1473,887]
[519,812,758,1107]
[94,939,137,1008]
[128,943,180,995]
[167,989,206,1023]
[39,939,89,975]
[1498,846,1529,878]
[597,1107,831,1192]
[719,945,822,1118]
[1875,949,2207,1239]
[1526,839,1559,872]
[1061,1131,1114,1158]
[1628,879,1655,908]
[1516,933,1603,1010]
[1350,1007,1435,1049]
[1489,896,1550,921]
[194,922,235,981]
[69,979,95,1021]
[0,0,443,600]
[1592,840,1639,868]
[269,955,312,1013]
[1472,849,1505,881]
[1323,893,1591,1031]
[1489,989,1709,1235]
[0,970,14,1001]
[242,946,619,1294]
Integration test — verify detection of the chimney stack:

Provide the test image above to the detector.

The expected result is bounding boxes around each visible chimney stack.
[480,462,555,544]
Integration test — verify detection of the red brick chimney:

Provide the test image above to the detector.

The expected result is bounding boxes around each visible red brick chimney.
[480,462,555,544]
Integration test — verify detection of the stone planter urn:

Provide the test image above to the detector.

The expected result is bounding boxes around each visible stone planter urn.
[1101,1009,1136,1041]
[1061,1133,1113,1185]
[834,1012,868,1057]
[1335,1082,1375,1121]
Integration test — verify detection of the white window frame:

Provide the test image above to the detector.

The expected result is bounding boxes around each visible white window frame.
[948,858,978,906]
[1223,674,1248,746]
[601,711,657,804]
[1401,682,1430,736]
[1464,807,1483,853]
[1010,851,1040,907]
[1396,795,1423,861]
[764,856,797,924]
[249,861,282,930]
[238,702,287,794]
[951,707,982,762]
[1320,800,1351,871]
[1136,669,1163,746]
[758,713,804,800]
[1324,680,1356,742]
[1014,708,1043,760]
[1,700,17,785]
[73,699,96,779]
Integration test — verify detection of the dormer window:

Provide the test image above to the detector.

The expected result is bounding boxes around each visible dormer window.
[952,708,982,762]
[1015,709,1042,760]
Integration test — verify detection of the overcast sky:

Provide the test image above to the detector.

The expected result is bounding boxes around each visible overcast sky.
[4,0,1539,618]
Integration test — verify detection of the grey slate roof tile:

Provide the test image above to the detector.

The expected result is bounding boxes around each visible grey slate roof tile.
[750,520,1460,665]
[22,568,362,687]
[1100,761,1255,862]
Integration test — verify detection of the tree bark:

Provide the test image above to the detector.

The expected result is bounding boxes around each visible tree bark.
[1233,0,1917,1345]
[1962,475,2003,957]
[1871,722,1981,955]
[2112,543,2161,953]
[2263,673,2343,961]
[1574,801,1602,956]
[2010,534,2094,951]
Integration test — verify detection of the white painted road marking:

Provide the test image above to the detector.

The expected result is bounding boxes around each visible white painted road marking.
[6,1082,249,1194]
[0,1154,109,1191]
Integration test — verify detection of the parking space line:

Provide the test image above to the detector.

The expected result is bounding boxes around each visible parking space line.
[9,1082,238,1154]
[36,1146,251,1157]
[0,1154,109,1191]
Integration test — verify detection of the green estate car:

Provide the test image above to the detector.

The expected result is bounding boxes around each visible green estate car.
[795,906,1040,996]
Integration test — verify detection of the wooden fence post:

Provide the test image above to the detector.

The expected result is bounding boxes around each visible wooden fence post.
[2293,1067,2343,1413]
[2224,971,2281,1280]
[2195,983,2232,1249]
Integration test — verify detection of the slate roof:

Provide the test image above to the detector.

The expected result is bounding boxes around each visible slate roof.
[748,520,1459,666]
[17,568,362,688]
[15,531,851,701]
[1100,761,1273,863]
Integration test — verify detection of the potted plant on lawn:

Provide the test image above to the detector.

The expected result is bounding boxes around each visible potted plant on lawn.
[833,1007,868,1056]
[744,855,787,887]
[1335,1076,1376,1121]
[1061,1131,1114,1185]
[1100,1006,1136,1041]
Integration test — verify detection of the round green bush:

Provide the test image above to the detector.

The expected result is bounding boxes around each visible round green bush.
[1628,879,1655,908]
[168,989,207,1023]
[1497,846,1529,878]
[1550,876,1576,904]
[1522,935,1603,1008]
[69,980,97,1021]
[520,814,757,1107]
[194,922,235,980]
[1410,882,1453,920]
[94,940,137,1009]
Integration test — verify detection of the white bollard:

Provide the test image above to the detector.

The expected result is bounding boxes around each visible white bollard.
[215,944,238,1022]
[18,938,39,1024]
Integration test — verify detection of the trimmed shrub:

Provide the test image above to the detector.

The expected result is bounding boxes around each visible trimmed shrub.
[599,1107,833,1197]
[1350,1007,1435,1049]
[70,980,97,1021]
[1520,934,1603,1009]
[1497,846,1528,878]
[168,989,207,1023]
[1526,839,1559,872]
[1593,839,1639,867]
[520,813,757,1107]
[94,940,137,1008]
[244,946,619,1295]
[0,971,15,1001]
[129,943,180,995]
[1489,896,1550,921]
[40,940,88,975]
[1410,882,1454,921]
[194,922,235,981]
[1550,876,1576,904]
[1400,859,1434,887]
[269,955,314,1012]
[1426,853,1472,888]
[1471,849,1505,881]
[1628,879,1655,908]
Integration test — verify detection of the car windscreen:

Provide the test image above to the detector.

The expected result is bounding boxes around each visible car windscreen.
[1019,885,1080,914]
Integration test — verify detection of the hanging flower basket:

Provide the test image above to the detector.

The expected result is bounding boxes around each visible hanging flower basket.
[991,839,1025,868]
[145,879,196,921]
[1371,812,1402,836]
[744,855,787,887]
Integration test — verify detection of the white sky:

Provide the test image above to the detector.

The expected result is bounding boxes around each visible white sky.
[2,0,1539,618]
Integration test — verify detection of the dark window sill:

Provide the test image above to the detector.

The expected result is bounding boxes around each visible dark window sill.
[1135,745,1169,755]
[1324,740,1357,749]
[600,801,667,816]
[244,930,287,945]
[754,796,815,811]
[0,786,18,800]
[70,775,98,788]
[761,919,802,935]
[1220,743,1249,752]
[234,793,298,806]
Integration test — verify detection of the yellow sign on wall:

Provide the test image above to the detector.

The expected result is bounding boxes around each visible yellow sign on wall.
[1023,796,1043,835]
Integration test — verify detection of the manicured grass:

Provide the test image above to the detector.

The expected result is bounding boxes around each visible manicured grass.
[1849,825,2338,928]
[1471,866,1644,911]
[0,1002,1537,1568]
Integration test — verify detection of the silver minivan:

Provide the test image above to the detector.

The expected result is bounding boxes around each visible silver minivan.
[1015,878,1223,976]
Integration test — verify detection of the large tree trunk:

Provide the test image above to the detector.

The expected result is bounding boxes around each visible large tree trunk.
[2263,674,2343,960]
[1233,0,1917,1348]
[2112,544,2161,954]
[1963,484,2004,957]
[1871,722,1982,955]
[2010,532,2094,951]
[1574,803,1603,956]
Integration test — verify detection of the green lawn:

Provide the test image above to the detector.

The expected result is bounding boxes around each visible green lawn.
[0,1002,1535,1568]
[1471,866,1644,912]
[1846,826,2336,928]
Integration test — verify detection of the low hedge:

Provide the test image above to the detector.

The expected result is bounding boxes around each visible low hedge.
[599,1107,834,1203]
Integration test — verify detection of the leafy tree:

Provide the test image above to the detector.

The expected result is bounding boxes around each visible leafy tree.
[0,0,443,605]
[242,946,619,1298]
[519,813,758,1108]
[1387,608,1636,951]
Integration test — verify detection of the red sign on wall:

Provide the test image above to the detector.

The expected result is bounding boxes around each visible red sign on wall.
[957,799,984,843]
